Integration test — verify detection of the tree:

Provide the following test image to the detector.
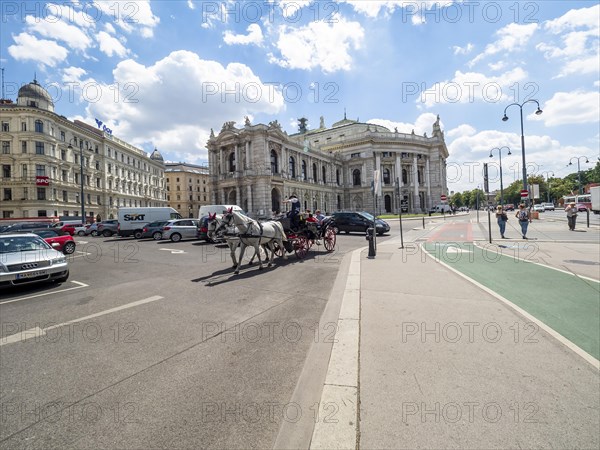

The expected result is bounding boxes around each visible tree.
[450,192,464,208]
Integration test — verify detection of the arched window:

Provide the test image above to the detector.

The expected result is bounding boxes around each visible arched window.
[228,152,236,172]
[312,163,317,182]
[383,168,391,185]
[336,169,340,186]
[322,166,327,184]
[302,160,307,180]
[352,169,361,186]
[270,150,278,174]
[35,120,43,133]
[402,169,408,184]
[289,156,296,178]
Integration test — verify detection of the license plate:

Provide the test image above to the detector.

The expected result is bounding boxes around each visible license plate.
[16,270,48,279]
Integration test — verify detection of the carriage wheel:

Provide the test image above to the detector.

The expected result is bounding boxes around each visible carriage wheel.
[272,241,284,257]
[323,228,336,252]
[294,235,310,259]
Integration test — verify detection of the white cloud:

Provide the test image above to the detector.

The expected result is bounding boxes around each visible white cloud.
[97,31,129,57]
[531,90,600,127]
[187,0,195,10]
[223,24,263,46]
[419,67,528,108]
[446,124,476,139]
[73,50,285,162]
[544,4,600,33]
[269,14,364,73]
[368,113,441,136]
[469,23,538,67]
[25,14,93,52]
[8,33,68,67]
[453,43,474,55]
[104,23,117,34]
[91,0,160,38]
[341,1,455,21]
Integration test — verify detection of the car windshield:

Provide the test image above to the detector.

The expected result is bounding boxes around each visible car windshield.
[0,236,51,253]
[359,212,375,221]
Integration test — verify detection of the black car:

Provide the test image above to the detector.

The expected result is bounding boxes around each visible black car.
[0,222,53,234]
[331,211,390,236]
[140,220,169,240]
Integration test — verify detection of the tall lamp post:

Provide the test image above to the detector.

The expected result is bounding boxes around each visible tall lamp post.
[502,100,543,205]
[67,139,85,224]
[489,146,511,206]
[568,156,590,195]
[540,171,554,203]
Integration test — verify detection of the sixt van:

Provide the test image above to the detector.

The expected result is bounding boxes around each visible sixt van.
[591,185,600,214]
[118,207,182,238]
[198,204,244,219]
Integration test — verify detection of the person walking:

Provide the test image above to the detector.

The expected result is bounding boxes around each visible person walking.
[565,202,578,230]
[515,203,532,239]
[495,205,508,238]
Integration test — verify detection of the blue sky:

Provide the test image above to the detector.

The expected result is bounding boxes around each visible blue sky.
[2,1,599,192]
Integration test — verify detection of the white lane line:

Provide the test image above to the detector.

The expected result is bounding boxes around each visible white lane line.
[420,243,599,369]
[0,281,90,305]
[159,248,186,254]
[1,295,164,346]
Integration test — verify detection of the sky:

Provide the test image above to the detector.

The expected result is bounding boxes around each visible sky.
[1,0,599,193]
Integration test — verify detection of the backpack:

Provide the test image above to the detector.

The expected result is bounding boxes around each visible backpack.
[519,210,528,221]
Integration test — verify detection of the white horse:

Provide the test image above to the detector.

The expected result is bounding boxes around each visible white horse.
[206,213,266,268]
[221,210,288,274]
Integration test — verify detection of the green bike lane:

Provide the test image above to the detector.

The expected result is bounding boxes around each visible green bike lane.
[422,241,600,362]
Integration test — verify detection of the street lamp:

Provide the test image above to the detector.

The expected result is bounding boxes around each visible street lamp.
[502,100,543,205]
[540,171,554,203]
[568,156,590,195]
[489,146,511,206]
[67,139,85,224]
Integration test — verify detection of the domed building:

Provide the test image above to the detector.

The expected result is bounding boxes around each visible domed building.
[0,79,167,222]
[207,115,449,216]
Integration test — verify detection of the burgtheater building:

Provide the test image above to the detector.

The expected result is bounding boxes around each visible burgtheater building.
[0,80,167,221]
[207,115,449,217]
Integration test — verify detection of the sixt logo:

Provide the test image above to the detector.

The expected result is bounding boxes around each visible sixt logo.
[123,214,145,221]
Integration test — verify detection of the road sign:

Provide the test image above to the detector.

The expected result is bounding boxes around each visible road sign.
[520,190,529,198]
[400,199,409,213]
[441,194,447,201]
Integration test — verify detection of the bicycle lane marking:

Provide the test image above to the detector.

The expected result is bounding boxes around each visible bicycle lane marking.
[422,242,600,365]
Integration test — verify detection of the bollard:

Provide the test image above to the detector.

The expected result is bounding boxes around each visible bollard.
[366,227,376,258]
[422,217,425,229]
[587,209,590,228]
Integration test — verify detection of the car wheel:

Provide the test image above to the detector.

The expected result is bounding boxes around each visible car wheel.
[63,241,76,254]
[152,231,162,240]
[77,230,85,236]
[134,230,143,239]
[170,233,182,242]
[103,230,112,237]
[91,230,98,236]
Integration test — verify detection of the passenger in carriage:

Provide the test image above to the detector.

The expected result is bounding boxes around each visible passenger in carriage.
[315,210,325,224]
[284,194,301,230]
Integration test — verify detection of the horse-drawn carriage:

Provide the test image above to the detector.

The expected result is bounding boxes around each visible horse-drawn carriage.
[206,210,337,274]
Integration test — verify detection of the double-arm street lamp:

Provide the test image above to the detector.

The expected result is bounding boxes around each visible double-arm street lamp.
[489,146,511,206]
[568,156,590,195]
[502,100,543,204]
[67,139,85,224]
[540,171,554,203]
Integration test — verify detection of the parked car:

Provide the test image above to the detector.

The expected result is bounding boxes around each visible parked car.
[0,222,53,234]
[533,204,545,212]
[30,229,76,254]
[140,220,170,240]
[575,203,589,212]
[162,219,201,242]
[84,223,100,236]
[0,234,69,287]
[543,202,555,211]
[331,211,390,236]
[53,222,84,236]
[73,225,88,236]
[96,220,119,237]
[503,204,515,211]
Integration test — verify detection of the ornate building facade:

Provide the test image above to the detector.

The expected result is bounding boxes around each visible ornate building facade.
[165,162,210,218]
[0,80,167,221]
[207,115,449,217]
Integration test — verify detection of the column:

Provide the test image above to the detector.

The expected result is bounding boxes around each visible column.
[412,155,419,212]
[247,185,253,215]
[395,153,402,187]
[236,186,240,205]
[222,188,226,204]
[234,144,240,174]
[426,157,431,209]
[245,141,250,170]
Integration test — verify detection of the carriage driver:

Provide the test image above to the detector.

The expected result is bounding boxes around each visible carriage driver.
[284,194,301,230]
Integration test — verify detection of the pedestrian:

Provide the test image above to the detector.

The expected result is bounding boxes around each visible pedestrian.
[495,205,508,238]
[515,203,531,239]
[565,202,578,230]
[284,194,301,230]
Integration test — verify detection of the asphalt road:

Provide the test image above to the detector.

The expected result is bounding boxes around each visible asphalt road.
[0,232,381,449]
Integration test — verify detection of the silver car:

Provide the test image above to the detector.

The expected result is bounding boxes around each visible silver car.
[0,234,69,288]
[162,219,201,242]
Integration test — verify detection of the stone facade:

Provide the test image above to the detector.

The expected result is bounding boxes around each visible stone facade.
[207,115,449,217]
[165,162,210,218]
[0,80,167,222]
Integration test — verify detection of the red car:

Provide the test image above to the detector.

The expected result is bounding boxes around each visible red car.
[30,229,77,254]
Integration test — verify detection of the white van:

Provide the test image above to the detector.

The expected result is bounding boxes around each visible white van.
[429,204,452,213]
[198,204,244,219]
[118,207,182,238]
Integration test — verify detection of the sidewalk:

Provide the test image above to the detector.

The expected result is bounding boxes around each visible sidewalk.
[310,216,599,449]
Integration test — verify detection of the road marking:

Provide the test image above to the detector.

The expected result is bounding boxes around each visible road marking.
[159,248,186,254]
[0,295,164,346]
[0,281,89,305]
[421,243,600,369]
